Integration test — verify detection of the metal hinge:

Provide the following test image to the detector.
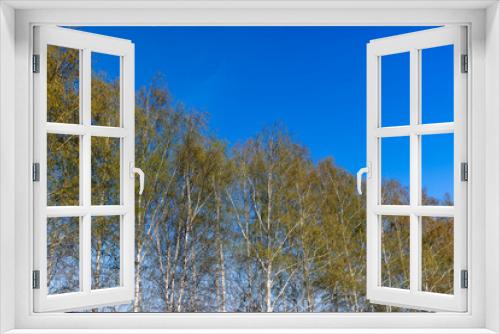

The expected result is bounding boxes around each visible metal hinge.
[32,163,40,182]
[32,54,40,73]
[461,54,468,73]
[461,162,468,182]
[461,270,468,289]
[32,270,40,289]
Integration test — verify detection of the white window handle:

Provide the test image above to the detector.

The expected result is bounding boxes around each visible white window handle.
[356,163,371,195]
[130,163,145,195]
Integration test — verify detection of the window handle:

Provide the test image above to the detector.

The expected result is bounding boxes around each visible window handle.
[356,163,371,195]
[130,163,145,195]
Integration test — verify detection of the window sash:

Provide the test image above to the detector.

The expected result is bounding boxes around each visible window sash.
[32,26,136,312]
[366,26,468,312]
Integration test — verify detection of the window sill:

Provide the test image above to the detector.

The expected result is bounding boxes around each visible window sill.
[3,330,498,334]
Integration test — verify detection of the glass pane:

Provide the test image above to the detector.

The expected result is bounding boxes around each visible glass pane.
[421,45,454,124]
[47,217,80,294]
[422,217,454,294]
[47,45,80,124]
[91,52,121,127]
[47,134,79,206]
[381,215,410,289]
[381,136,410,205]
[91,137,121,205]
[381,52,410,127]
[422,134,454,205]
[91,216,121,289]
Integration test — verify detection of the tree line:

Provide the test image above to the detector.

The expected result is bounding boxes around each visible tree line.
[46,45,454,313]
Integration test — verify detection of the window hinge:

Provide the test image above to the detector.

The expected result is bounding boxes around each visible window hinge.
[461,54,468,73]
[32,270,40,289]
[461,162,468,182]
[32,162,40,182]
[32,54,40,73]
[461,269,468,289]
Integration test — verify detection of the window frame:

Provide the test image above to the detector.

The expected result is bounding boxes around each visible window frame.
[1,2,497,333]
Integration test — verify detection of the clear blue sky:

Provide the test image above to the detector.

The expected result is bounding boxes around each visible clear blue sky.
[77,26,453,200]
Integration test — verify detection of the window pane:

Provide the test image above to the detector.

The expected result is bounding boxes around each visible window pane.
[381,52,410,127]
[422,217,454,294]
[47,134,79,206]
[381,215,410,289]
[421,45,454,124]
[381,136,410,205]
[92,52,121,127]
[91,216,121,289]
[47,217,80,294]
[422,134,454,205]
[91,137,121,205]
[47,45,80,124]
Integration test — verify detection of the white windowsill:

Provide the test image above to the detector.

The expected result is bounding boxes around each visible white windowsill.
[2,329,498,334]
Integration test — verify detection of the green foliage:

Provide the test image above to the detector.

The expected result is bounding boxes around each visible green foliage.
[47,134,79,206]
[47,45,79,124]
[46,48,453,313]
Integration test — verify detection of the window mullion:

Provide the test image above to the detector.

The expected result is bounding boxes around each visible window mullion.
[81,48,92,294]
[409,49,421,293]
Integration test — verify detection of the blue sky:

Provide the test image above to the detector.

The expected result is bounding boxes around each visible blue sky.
[78,26,453,200]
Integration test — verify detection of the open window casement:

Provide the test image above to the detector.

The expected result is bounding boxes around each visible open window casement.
[361,26,468,312]
[33,26,140,312]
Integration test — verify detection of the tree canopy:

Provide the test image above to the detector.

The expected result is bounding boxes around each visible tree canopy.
[46,46,454,313]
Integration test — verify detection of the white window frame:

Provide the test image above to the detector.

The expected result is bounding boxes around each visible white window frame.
[33,26,136,312]
[365,26,468,312]
[0,1,499,333]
